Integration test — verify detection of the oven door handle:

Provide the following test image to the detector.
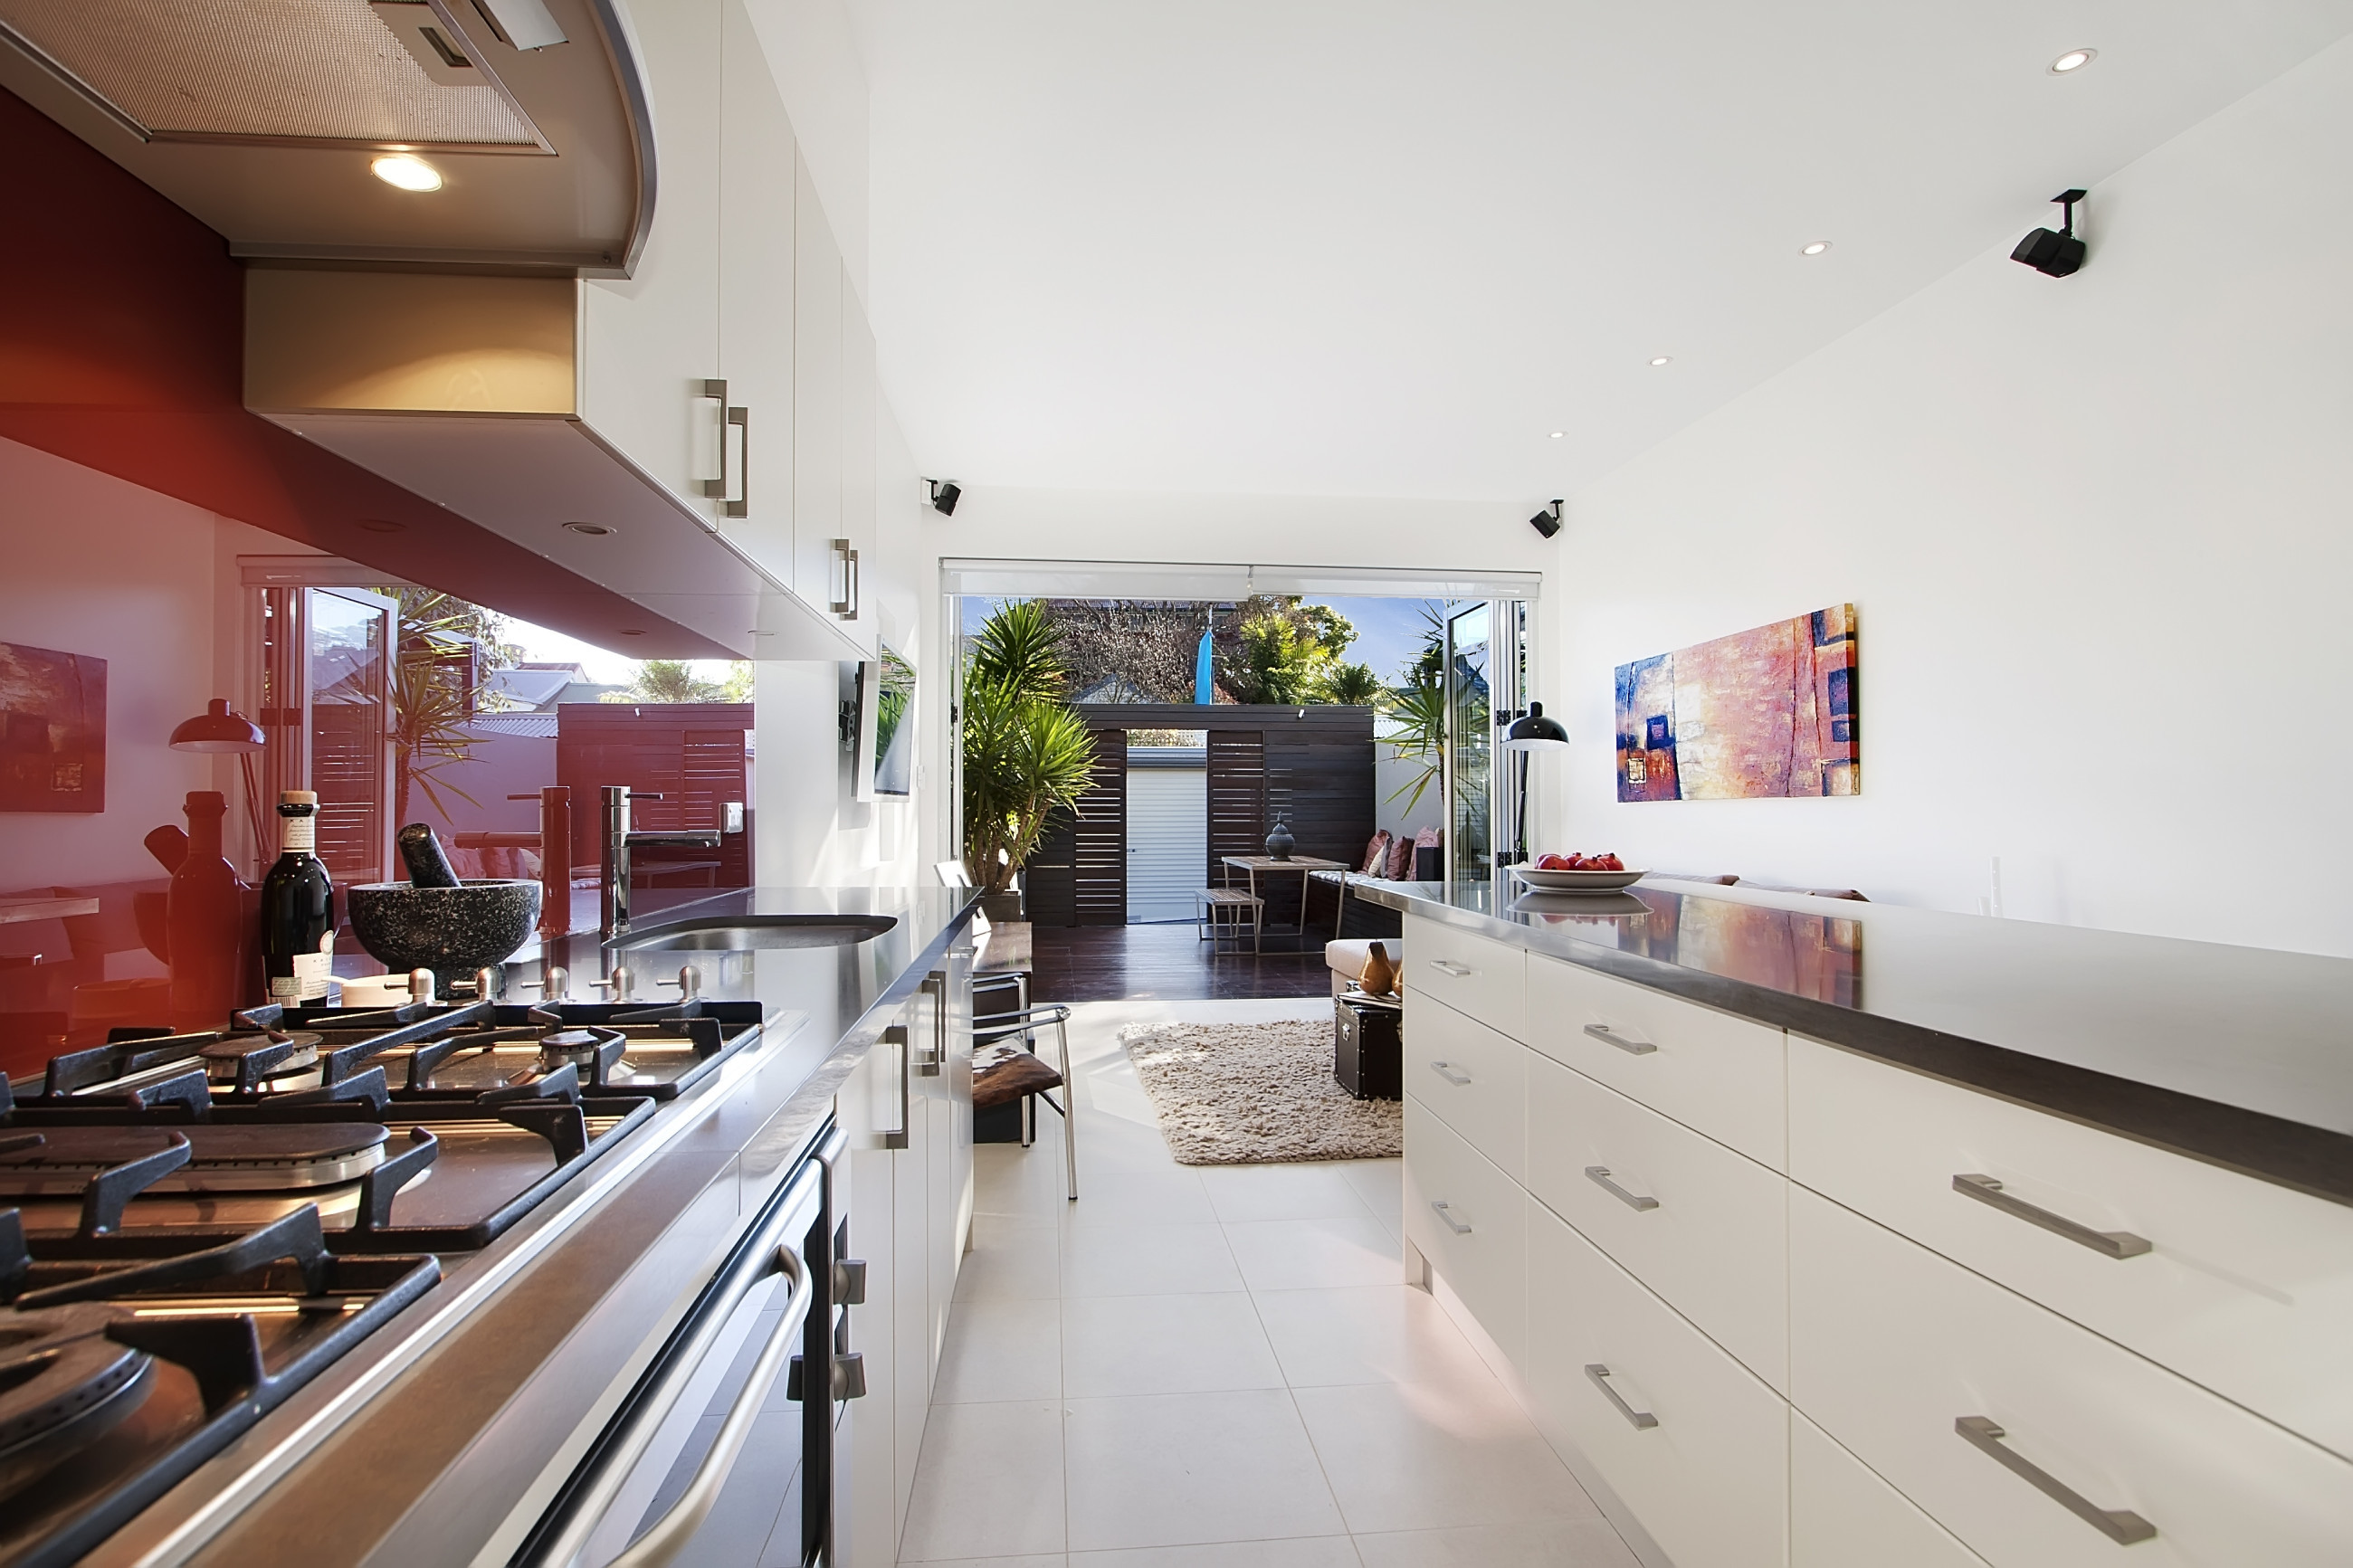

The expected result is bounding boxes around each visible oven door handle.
[523,1161,823,1568]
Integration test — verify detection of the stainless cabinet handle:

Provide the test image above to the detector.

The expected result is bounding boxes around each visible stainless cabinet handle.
[845,546,859,618]
[1429,1199,1472,1235]
[1585,1364,1658,1430]
[1586,1165,1660,1212]
[881,1023,910,1148]
[698,378,729,498]
[1952,1174,2151,1259]
[723,404,748,518]
[830,538,860,619]
[1583,1022,1656,1056]
[1955,1416,2156,1544]
[915,973,945,1076]
[1427,959,1473,976]
[1428,1060,1473,1086]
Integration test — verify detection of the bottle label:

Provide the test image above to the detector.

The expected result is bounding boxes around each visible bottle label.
[281,813,316,854]
[270,932,336,1003]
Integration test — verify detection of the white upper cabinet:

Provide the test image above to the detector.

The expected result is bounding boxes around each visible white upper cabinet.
[579,0,723,523]
[716,0,796,592]
[793,147,848,632]
[838,283,880,652]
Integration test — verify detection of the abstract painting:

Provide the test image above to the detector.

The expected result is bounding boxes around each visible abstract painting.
[0,642,107,813]
[1615,605,1856,802]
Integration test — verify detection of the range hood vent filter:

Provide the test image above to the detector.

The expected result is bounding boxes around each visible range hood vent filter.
[0,0,541,148]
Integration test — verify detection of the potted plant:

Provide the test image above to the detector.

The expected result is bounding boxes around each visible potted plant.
[960,601,1097,920]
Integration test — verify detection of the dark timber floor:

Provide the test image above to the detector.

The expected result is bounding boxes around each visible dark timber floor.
[1028,921,1334,1002]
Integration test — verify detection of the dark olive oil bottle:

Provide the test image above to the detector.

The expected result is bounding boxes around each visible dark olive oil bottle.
[262,789,337,1004]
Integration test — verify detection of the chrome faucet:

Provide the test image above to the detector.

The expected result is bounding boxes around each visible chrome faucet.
[601,785,724,938]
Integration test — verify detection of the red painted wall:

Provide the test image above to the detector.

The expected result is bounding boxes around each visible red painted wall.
[0,86,723,657]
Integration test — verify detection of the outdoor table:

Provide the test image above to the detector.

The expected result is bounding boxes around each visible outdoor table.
[1219,855,1349,948]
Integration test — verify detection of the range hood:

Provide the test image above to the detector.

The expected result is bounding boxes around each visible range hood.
[0,0,649,273]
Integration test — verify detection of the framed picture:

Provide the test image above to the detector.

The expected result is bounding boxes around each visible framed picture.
[0,642,107,813]
[1615,604,1857,802]
[854,642,916,802]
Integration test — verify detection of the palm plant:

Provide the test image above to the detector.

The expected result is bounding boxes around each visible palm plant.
[1380,676,1447,814]
[961,601,1099,893]
[381,591,494,828]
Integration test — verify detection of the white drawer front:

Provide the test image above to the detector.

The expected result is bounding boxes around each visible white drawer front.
[1524,1201,1788,1568]
[1790,1187,2353,1567]
[1527,1053,1787,1389]
[1792,1411,1989,1568]
[1403,913,1526,1041]
[1789,1036,2353,1459]
[1524,951,1786,1168]
[1403,990,1529,1180]
[1403,1098,1527,1365]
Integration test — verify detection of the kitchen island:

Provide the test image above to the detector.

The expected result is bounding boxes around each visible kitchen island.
[84,884,980,1568]
[1346,873,2353,1568]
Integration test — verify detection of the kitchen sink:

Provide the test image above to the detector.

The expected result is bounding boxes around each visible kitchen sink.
[616,915,899,952]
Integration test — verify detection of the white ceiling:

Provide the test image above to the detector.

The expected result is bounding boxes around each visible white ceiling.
[846,0,2353,503]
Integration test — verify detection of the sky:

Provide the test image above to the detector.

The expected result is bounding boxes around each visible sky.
[957,594,1452,688]
[500,619,740,688]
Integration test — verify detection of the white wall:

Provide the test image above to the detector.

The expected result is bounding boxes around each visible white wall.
[1545,36,2353,956]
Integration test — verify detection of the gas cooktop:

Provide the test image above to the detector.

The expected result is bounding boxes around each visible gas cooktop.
[0,996,769,1564]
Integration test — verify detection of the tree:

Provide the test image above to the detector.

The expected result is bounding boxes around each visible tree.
[601,660,751,704]
[960,601,1099,894]
[1212,595,1361,704]
[1317,661,1382,706]
[374,588,517,829]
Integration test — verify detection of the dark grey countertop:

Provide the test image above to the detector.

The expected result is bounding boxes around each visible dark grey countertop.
[101,884,980,1568]
[1344,874,2353,1206]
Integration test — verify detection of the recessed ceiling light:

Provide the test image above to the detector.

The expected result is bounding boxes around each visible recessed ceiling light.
[356,518,405,534]
[371,153,443,192]
[1548,431,1566,440]
[2049,47,2096,74]
[1800,241,1832,256]
[563,520,615,536]
[1649,356,1673,367]
[617,629,645,637]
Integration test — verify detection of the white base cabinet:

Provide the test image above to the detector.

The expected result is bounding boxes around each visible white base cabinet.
[1397,911,2353,1568]
[1523,1201,1788,1568]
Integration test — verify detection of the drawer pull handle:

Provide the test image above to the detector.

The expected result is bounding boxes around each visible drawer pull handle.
[1585,1364,1658,1430]
[1583,1023,1656,1056]
[1428,959,1474,976]
[1585,1165,1660,1212]
[1429,1060,1473,1086]
[1955,1416,2156,1544]
[1952,1174,2151,1259]
[1429,1200,1473,1235]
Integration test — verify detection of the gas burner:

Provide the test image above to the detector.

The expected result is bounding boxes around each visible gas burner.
[0,1204,438,1568]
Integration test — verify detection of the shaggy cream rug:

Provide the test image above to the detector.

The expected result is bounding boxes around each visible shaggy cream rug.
[1119,1018,1402,1164]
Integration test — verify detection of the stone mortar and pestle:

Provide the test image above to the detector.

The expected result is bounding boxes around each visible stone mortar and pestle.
[347,823,542,997]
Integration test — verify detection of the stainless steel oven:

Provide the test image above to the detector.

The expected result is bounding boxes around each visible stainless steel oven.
[512,1123,856,1568]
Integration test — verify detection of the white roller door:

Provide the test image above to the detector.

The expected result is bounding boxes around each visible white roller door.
[1126,763,1207,923]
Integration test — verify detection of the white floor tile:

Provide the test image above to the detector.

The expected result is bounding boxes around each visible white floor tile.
[897,1400,1067,1562]
[1349,1520,1640,1568]
[1251,1285,1493,1389]
[1291,1380,1599,1535]
[906,1557,1066,1568]
[1057,1168,1216,1228]
[955,1219,1062,1304]
[1062,1292,1284,1398]
[1224,1215,1403,1292]
[1072,1538,1361,1566]
[936,1299,1062,1403]
[1060,1222,1243,1299]
[1339,1159,1404,1240]
[1196,1162,1381,1224]
[1062,1389,1345,1552]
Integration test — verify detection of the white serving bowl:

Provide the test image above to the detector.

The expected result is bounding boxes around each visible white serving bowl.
[1511,865,1646,892]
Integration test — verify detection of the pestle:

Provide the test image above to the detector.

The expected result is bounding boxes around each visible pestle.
[396,823,462,889]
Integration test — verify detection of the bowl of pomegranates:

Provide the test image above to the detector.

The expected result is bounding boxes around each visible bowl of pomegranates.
[1512,852,1644,892]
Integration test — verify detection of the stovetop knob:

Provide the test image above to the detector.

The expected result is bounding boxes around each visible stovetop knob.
[588,966,634,1003]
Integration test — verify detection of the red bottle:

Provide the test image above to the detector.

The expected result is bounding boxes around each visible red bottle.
[167,791,252,1031]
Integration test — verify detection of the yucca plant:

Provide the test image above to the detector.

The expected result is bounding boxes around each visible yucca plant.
[1318,660,1383,706]
[961,602,1099,893]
